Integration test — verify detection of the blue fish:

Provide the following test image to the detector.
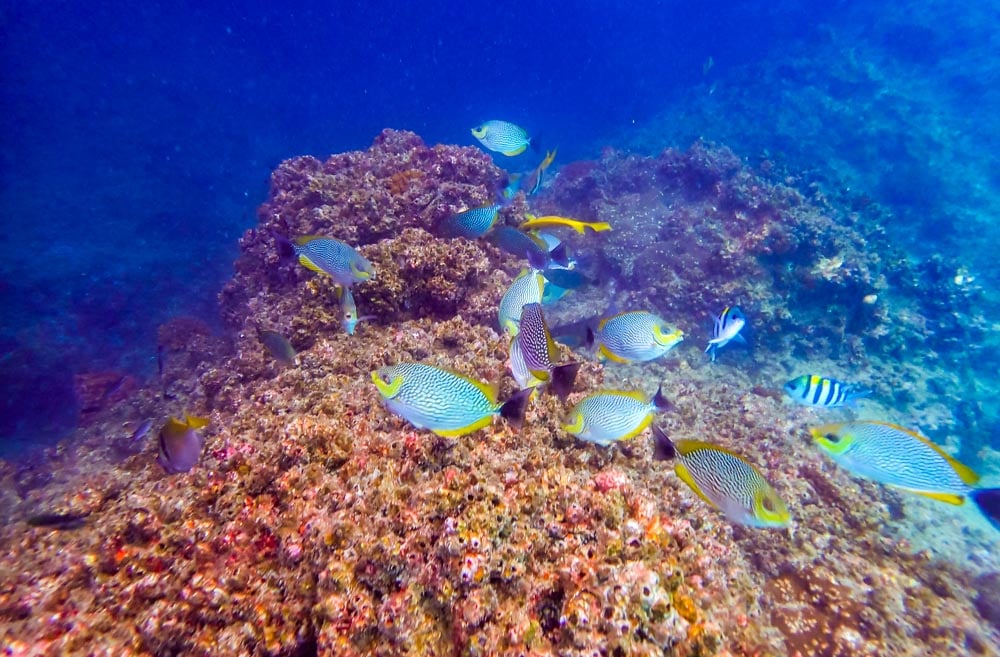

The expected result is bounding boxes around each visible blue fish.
[440,203,503,239]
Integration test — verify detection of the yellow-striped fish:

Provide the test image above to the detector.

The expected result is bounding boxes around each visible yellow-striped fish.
[498,269,546,336]
[471,120,532,156]
[519,215,612,234]
[563,386,672,447]
[810,422,1000,530]
[652,426,790,528]
[588,311,684,363]
[372,363,532,438]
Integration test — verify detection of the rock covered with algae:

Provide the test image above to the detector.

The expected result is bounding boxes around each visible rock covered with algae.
[0,130,997,656]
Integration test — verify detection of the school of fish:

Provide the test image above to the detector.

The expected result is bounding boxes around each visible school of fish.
[146,119,1000,535]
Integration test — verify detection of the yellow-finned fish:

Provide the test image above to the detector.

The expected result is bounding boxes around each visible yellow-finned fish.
[471,120,532,156]
[372,363,532,438]
[562,386,672,447]
[588,310,684,363]
[784,375,871,408]
[291,236,375,287]
[810,421,1000,530]
[158,414,210,474]
[508,303,579,400]
[519,215,612,234]
[498,268,546,336]
[652,426,790,528]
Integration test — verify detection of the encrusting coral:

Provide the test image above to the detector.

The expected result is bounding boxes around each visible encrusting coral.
[0,130,997,656]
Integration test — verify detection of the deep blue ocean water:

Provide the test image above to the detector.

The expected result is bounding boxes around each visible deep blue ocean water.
[1,1,996,457]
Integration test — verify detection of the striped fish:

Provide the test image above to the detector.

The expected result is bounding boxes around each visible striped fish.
[705,306,746,362]
[498,269,546,336]
[471,120,531,156]
[588,311,684,363]
[784,375,871,408]
[508,303,579,400]
[440,203,502,239]
[813,421,1000,530]
[562,385,672,447]
[292,236,375,287]
[371,363,531,438]
[652,426,790,528]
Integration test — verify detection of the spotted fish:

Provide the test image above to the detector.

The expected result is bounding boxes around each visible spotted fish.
[471,120,532,156]
[372,363,532,437]
[588,311,684,363]
[441,203,503,239]
[291,236,375,287]
[508,303,579,400]
[810,422,1000,530]
[652,425,790,527]
[562,385,672,447]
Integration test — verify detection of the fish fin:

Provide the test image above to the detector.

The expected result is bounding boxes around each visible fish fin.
[878,422,981,486]
[906,489,966,506]
[971,489,1000,530]
[673,439,748,464]
[619,414,654,441]
[598,344,629,363]
[499,387,534,430]
[548,243,570,268]
[585,222,613,233]
[503,145,528,156]
[298,254,325,274]
[549,363,580,402]
[435,416,493,438]
[334,285,345,301]
[539,149,557,170]
[650,425,676,461]
[652,384,674,412]
[184,414,210,430]
[674,462,719,509]
[294,235,323,245]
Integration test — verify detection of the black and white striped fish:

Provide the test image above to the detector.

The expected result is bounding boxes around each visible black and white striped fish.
[784,375,871,408]
[705,306,746,362]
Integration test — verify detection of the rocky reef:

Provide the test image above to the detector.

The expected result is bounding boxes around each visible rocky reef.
[0,130,997,656]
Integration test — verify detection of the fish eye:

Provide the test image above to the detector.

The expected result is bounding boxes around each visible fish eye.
[825,432,841,443]
[762,496,775,512]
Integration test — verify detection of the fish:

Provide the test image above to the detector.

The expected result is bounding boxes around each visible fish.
[508,303,579,400]
[158,414,210,474]
[336,286,373,335]
[490,225,549,262]
[810,421,1000,529]
[26,512,89,530]
[651,425,790,528]
[563,385,672,447]
[440,203,503,239]
[784,375,872,408]
[291,236,375,287]
[471,120,532,156]
[257,328,298,366]
[705,306,746,362]
[587,311,684,363]
[129,419,154,444]
[503,149,557,198]
[498,268,546,336]
[371,363,533,437]
[519,215,612,234]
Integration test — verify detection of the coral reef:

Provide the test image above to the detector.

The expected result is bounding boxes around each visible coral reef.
[0,130,998,656]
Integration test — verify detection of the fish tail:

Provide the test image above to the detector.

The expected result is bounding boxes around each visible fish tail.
[971,489,1000,531]
[549,363,581,402]
[652,384,674,412]
[846,387,874,405]
[650,425,676,461]
[499,387,534,430]
[530,132,542,153]
[273,232,295,258]
[548,243,569,268]
[585,327,596,348]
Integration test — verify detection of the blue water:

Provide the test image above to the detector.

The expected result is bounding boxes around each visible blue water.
[0,1,996,456]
